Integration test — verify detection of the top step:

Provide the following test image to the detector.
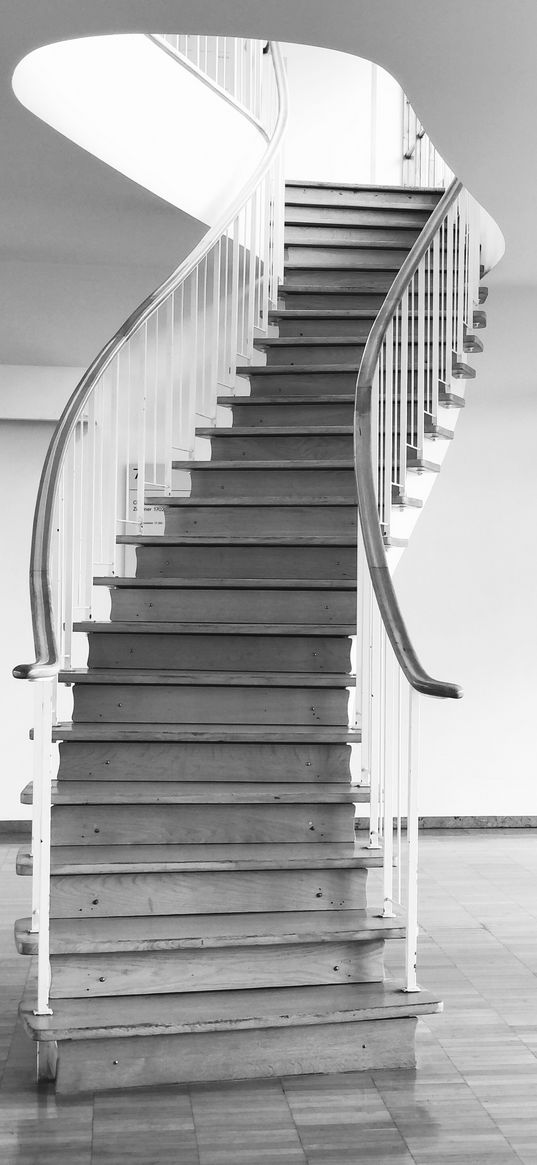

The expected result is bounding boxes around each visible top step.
[285,182,443,210]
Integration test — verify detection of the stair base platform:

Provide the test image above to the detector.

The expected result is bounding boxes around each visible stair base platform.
[21,980,442,1094]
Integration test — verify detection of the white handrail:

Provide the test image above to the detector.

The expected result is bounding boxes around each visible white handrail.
[15,38,288,1018]
[152,35,268,130]
[355,175,484,989]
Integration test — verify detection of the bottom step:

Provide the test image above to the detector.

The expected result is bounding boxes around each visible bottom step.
[21,981,441,1094]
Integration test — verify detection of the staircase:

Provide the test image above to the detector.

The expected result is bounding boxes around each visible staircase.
[12,178,479,1094]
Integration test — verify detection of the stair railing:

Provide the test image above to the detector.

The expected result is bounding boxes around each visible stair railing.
[13,38,288,1018]
[402,96,454,188]
[354,178,482,990]
[154,35,268,124]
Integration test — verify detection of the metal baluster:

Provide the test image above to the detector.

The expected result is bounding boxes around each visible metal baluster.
[399,288,409,495]
[431,233,440,422]
[382,642,396,917]
[32,679,54,1017]
[229,217,240,386]
[417,257,426,459]
[136,323,148,531]
[445,204,455,388]
[404,685,421,992]
[384,321,394,535]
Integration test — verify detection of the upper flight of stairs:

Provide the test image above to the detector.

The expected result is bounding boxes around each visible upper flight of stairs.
[15,180,485,1093]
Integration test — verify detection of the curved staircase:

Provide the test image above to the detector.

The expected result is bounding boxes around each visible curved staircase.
[11,176,491,1093]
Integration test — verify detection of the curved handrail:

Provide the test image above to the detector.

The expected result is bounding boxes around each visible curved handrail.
[147,35,270,140]
[14,40,288,682]
[354,177,464,700]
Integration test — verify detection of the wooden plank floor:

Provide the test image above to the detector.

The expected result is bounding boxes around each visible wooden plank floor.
[2,831,537,1163]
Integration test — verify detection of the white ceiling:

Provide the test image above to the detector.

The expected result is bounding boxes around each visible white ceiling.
[1,0,536,364]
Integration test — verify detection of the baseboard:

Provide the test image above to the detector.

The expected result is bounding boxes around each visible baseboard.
[355,816,537,830]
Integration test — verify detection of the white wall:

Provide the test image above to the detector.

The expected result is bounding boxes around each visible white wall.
[282,44,402,185]
[2,419,55,820]
[1,367,81,819]
[395,284,537,816]
[13,35,267,225]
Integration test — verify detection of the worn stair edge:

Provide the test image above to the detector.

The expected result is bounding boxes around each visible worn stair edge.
[172,460,356,469]
[217,393,459,407]
[20,980,442,1042]
[285,180,443,191]
[15,909,404,957]
[146,496,359,506]
[59,669,356,688]
[116,535,360,546]
[16,839,381,876]
[75,620,356,633]
[21,778,358,805]
[49,723,361,743]
[93,579,357,590]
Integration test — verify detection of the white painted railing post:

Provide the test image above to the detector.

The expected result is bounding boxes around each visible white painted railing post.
[404,686,421,992]
[31,680,54,1017]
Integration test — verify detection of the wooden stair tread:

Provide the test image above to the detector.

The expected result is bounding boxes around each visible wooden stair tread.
[285,180,443,191]
[146,496,358,506]
[17,840,382,875]
[239,364,373,374]
[254,337,367,347]
[439,390,466,408]
[279,283,394,294]
[117,534,359,545]
[21,980,442,1042]
[59,669,356,688]
[33,780,357,805]
[407,457,441,473]
[284,239,416,251]
[15,908,403,956]
[196,426,353,436]
[75,620,355,633]
[51,723,361,743]
[93,579,356,590]
[218,394,357,404]
[173,459,355,469]
[217,394,454,405]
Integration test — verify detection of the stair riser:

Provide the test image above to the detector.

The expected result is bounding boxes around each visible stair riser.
[274,318,373,339]
[54,1017,417,1093]
[280,291,387,310]
[221,402,427,427]
[135,544,356,579]
[243,371,358,395]
[283,268,395,291]
[161,506,357,539]
[188,467,356,498]
[261,343,365,365]
[71,685,350,726]
[286,184,440,209]
[49,939,385,999]
[285,205,429,227]
[285,226,419,248]
[50,867,369,918]
[87,633,352,673]
[285,245,408,269]
[258,342,448,368]
[109,589,356,623]
[51,803,355,846]
[208,434,353,460]
[57,741,352,783]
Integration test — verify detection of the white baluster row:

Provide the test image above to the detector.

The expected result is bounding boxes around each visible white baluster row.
[357,185,482,990]
[159,35,265,122]
[402,97,454,189]
[27,40,285,1018]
